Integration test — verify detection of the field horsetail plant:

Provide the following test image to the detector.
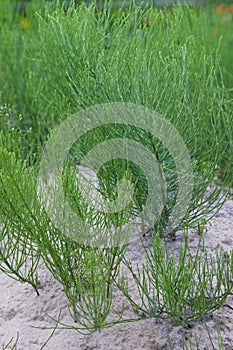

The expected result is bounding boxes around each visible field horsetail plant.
[0,0,233,345]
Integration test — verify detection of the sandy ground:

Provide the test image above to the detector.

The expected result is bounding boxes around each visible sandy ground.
[1,199,233,350]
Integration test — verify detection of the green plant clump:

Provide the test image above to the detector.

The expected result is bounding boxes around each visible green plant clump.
[0,0,232,345]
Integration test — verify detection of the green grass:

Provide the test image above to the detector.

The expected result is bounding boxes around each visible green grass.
[0,2,232,140]
[0,0,232,346]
